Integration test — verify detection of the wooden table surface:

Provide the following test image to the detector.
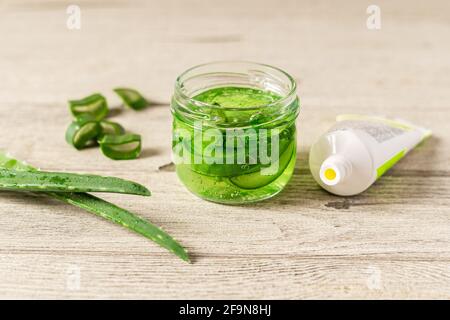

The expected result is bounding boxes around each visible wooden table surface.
[0,0,449,299]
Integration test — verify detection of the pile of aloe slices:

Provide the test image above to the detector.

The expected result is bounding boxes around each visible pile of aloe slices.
[66,88,147,160]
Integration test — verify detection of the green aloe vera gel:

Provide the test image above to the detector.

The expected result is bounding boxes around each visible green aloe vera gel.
[171,62,300,204]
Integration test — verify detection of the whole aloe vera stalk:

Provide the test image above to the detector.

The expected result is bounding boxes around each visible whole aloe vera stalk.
[0,168,151,196]
[0,151,190,262]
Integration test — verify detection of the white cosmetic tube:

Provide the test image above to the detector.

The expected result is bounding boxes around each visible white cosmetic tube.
[309,114,432,196]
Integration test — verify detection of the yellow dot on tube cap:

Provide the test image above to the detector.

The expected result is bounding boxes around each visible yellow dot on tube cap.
[324,168,336,180]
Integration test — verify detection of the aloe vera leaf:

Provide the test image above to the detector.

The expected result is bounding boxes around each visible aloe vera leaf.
[65,115,101,149]
[114,88,149,110]
[69,93,109,121]
[0,168,150,196]
[0,151,190,263]
[99,133,142,160]
[50,192,189,262]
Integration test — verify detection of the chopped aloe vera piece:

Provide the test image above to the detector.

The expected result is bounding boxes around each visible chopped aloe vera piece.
[69,93,109,121]
[99,133,142,160]
[65,115,101,150]
[0,168,150,196]
[229,141,295,189]
[98,120,125,139]
[114,88,149,110]
[191,163,261,177]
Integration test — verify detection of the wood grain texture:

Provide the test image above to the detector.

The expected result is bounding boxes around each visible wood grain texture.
[0,0,449,299]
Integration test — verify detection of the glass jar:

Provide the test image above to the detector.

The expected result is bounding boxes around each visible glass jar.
[171,61,300,204]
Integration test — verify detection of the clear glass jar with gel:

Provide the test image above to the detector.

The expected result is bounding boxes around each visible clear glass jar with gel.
[171,61,300,204]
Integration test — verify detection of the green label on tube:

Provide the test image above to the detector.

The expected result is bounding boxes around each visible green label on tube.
[376,149,406,178]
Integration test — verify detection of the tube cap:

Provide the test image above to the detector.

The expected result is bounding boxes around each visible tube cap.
[319,154,352,186]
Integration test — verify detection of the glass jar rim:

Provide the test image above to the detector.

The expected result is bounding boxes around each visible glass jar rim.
[174,60,298,111]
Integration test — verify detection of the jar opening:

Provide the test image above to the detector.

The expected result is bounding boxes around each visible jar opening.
[174,61,297,111]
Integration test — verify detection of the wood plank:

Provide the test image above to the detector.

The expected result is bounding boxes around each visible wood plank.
[1,254,450,299]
